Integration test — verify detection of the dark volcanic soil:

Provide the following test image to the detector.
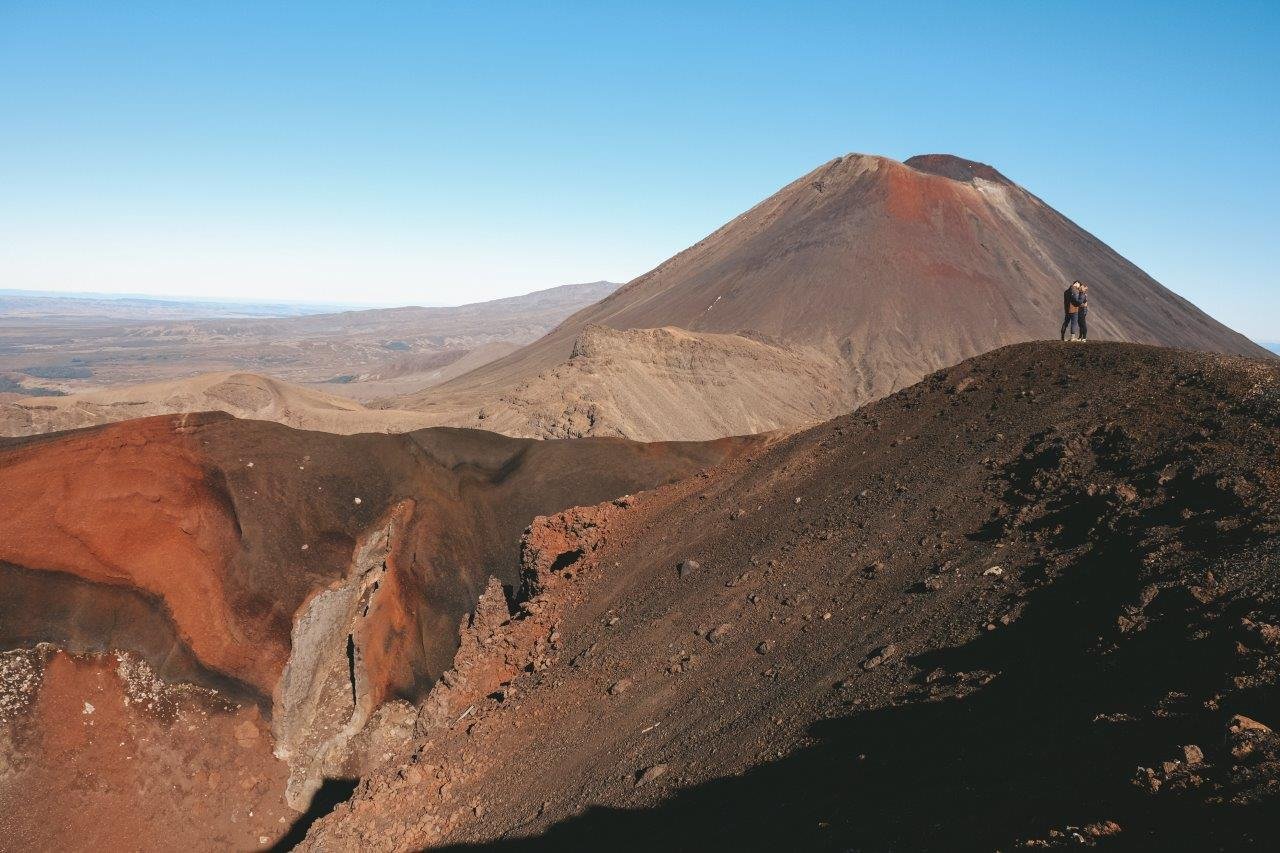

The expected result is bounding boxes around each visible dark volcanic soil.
[302,342,1280,851]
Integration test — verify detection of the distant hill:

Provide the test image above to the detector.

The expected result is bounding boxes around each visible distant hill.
[0,281,619,425]
[0,289,347,319]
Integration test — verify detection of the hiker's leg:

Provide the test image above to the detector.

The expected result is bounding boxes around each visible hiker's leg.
[1078,311,1088,341]
[1061,315,1071,341]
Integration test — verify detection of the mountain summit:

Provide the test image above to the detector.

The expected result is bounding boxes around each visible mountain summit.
[393,153,1267,440]
[902,153,1012,183]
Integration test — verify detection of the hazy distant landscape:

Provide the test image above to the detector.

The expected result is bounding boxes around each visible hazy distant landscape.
[0,282,617,401]
[0,289,364,319]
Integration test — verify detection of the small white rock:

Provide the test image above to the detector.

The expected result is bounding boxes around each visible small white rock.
[353,497,362,505]
[82,702,95,715]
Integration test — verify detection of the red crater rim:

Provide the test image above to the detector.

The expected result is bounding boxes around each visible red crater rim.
[904,153,1011,184]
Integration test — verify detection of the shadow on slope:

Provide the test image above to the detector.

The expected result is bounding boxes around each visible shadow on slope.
[273,778,360,852]
[444,492,1280,851]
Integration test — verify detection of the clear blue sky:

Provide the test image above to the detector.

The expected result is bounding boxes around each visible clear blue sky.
[1,2,1277,337]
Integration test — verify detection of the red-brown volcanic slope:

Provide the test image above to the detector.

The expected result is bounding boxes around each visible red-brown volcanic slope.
[305,342,1280,851]
[392,154,1269,440]
[0,414,759,851]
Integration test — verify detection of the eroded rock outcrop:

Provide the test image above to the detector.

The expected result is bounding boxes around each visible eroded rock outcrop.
[302,498,630,849]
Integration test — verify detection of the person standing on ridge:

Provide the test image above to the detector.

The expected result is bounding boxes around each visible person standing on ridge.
[1061,280,1087,341]
[1076,282,1089,341]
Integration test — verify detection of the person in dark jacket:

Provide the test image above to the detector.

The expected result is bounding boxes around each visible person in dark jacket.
[1076,282,1089,341]
[1060,281,1088,341]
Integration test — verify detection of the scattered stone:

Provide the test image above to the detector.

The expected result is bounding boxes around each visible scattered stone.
[756,640,775,655]
[862,644,898,670]
[677,560,701,578]
[608,679,632,696]
[1243,618,1280,647]
[1230,741,1255,760]
[635,763,668,786]
[666,652,695,675]
[1134,766,1161,793]
[1229,714,1272,735]
[1092,712,1137,724]
[1086,820,1122,839]
[1182,744,1205,766]
[708,624,733,643]
[983,566,1003,577]
[353,497,362,505]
